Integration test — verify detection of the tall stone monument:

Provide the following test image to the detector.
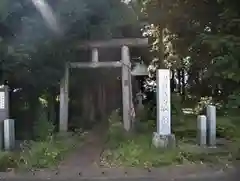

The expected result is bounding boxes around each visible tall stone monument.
[152,69,175,148]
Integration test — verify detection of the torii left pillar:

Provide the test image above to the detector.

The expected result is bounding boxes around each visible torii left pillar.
[59,63,69,132]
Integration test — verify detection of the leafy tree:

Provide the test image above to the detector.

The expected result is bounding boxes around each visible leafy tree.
[138,0,240,114]
[0,0,143,137]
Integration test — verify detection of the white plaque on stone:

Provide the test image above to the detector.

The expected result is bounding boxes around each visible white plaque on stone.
[157,69,171,135]
[0,92,5,109]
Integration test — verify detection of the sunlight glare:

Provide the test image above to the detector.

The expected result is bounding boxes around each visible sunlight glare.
[31,0,62,35]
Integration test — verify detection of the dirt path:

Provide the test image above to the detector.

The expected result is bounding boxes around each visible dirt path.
[59,124,108,169]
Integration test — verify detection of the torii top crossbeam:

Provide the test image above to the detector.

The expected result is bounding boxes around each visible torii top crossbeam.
[76,38,148,48]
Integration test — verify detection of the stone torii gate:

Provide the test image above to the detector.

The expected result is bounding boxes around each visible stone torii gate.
[59,38,148,132]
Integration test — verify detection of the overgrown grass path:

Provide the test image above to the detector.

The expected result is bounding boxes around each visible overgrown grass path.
[59,124,108,169]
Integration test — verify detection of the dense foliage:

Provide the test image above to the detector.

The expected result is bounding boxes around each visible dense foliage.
[0,0,239,137]
[0,0,142,138]
[138,0,240,114]
[0,0,239,170]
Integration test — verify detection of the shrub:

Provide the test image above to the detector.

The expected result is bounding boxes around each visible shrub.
[18,140,64,169]
[216,117,238,139]
[33,107,55,141]
[0,152,18,171]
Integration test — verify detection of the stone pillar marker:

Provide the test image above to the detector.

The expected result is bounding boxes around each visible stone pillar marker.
[197,115,207,146]
[157,69,171,135]
[136,91,144,109]
[0,85,9,150]
[92,48,99,63]
[206,105,216,147]
[4,119,15,150]
[152,69,175,148]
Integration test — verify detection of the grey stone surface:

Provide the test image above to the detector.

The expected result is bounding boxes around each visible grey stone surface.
[0,85,9,150]
[4,119,15,150]
[156,69,171,136]
[197,115,207,146]
[206,105,216,147]
[152,132,176,148]
[0,122,3,149]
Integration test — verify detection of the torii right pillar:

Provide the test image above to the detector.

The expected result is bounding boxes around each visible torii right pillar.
[121,46,132,131]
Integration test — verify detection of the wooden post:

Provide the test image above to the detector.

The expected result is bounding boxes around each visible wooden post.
[121,46,131,131]
[59,63,69,132]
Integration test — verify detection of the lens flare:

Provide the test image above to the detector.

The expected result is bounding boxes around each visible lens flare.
[31,0,62,35]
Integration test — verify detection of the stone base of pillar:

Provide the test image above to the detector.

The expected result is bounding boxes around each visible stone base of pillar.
[152,132,176,149]
[4,119,15,151]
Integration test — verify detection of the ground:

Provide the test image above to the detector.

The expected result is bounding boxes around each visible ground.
[58,124,108,170]
[0,113,239,180]
[0,162,237,180]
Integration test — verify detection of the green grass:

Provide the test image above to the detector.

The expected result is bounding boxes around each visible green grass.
[0,132,84,172]
[0,152,18,171]
[172,114,197,139]
[101,115,240,168]
[17,132,84,170]
[101,132,183,168]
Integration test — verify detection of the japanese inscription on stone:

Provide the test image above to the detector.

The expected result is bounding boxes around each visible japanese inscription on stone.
[0,92,5,109]
[157,69,171,135]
